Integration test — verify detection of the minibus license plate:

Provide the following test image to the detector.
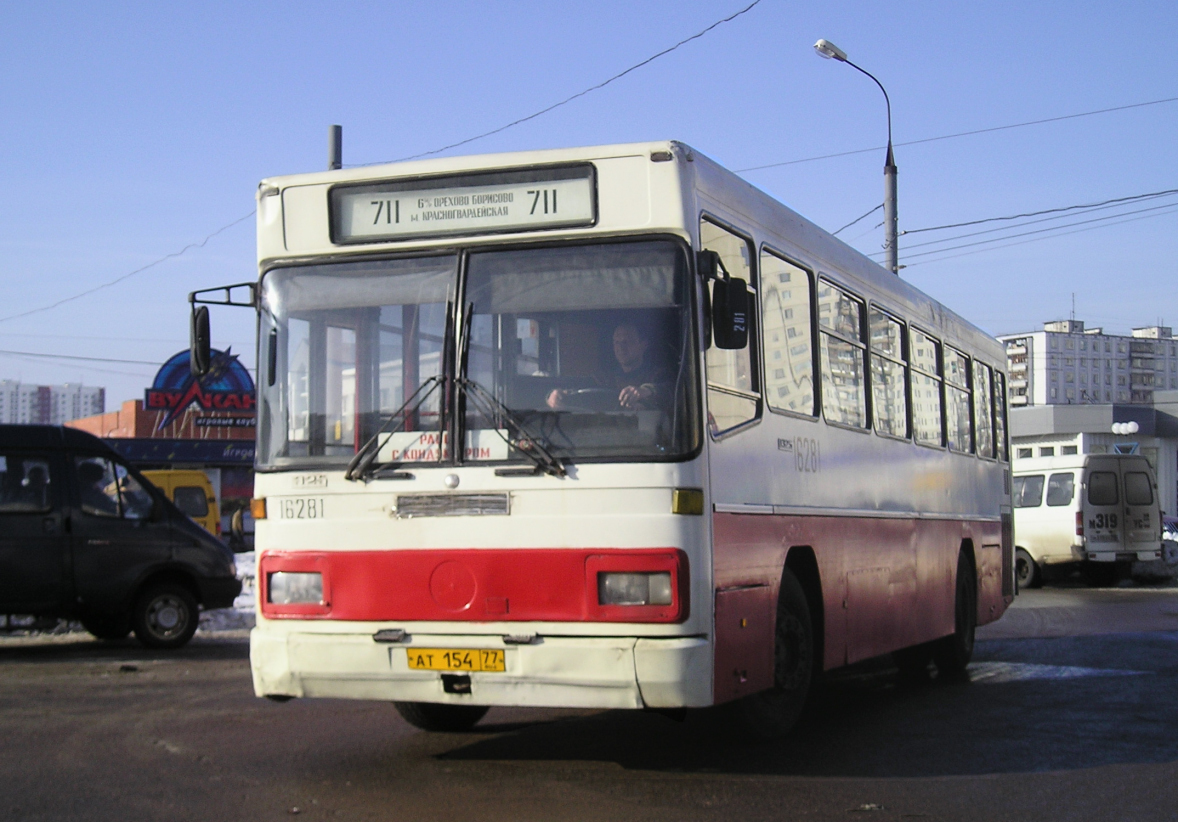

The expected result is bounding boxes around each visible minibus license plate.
[406,648,505,672]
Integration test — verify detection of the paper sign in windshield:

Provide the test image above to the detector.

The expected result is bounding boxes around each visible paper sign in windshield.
[377,430,509,463]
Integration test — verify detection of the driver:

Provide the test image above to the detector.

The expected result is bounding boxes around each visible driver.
[547,322,667,411]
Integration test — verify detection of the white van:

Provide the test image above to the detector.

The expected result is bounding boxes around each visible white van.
[1013,453,1163,587]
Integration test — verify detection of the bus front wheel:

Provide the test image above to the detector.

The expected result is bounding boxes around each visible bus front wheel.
[733,567,814,739]
[394,702,489,732]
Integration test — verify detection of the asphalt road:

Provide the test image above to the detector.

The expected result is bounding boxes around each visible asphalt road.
[3,584,1178,822]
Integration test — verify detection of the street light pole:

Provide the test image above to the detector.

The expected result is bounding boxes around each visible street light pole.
[814,39,899,274]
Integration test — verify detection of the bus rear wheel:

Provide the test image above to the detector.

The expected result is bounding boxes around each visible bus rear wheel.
[1015,548,1042,590]
[394,702,489,732]
[932,551,976,677]
[733,567,814,739]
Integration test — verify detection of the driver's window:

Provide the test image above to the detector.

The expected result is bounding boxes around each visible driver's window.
[701,217,759,435]
[75,457,153,520]
[115,464,153,520]
[75,457,121,518]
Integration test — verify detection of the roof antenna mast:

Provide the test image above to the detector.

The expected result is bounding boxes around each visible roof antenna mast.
[328,125,342,171]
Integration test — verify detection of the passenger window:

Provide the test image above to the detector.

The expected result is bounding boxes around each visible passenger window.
[1125,472,1153,505]
[910,329,943,446]
[701,218,759,434]
[869,308,908,438]
[994,371,1008,461]
[1013,475,1044,507]
[75,457,153,520]
[818,280,866,428]
[973,361,994,457]
[1087,471,1119,506]
[0,454,53,513]
[1046,473,1074,506]
[760,250,815,417]
[173,486,210,518]
[944,347,972,452]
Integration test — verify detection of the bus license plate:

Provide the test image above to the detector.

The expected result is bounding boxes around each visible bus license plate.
[406,648,505,673]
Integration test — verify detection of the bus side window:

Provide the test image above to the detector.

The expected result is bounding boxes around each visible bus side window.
[1013,474,1044,507]
[944,347,972,452]
[1046,472,1074,506]
[994,371,1009,461]
[973,360,994,458]
[817,280,866,428]
[759,249,814,417]
[868,307,908,438]
[701,217,760,434]
[910,328,943,446]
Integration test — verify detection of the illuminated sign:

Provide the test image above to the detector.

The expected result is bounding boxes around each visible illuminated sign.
[144,349,255,431]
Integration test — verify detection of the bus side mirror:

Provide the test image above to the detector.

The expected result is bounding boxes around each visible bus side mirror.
[697,249,721,281]
[190,305,211,378]
[712,277,749,350]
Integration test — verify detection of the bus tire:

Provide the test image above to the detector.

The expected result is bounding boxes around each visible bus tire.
[132,583,199,649]
[1015,548,1041,590]
[394,702,489,732]
[733,567,814,739]
[933,551,976,677]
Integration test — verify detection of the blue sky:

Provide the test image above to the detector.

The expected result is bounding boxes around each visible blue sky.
[2,0,1175,407]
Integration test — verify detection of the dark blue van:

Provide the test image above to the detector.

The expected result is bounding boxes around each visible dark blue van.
[0,425,240,648]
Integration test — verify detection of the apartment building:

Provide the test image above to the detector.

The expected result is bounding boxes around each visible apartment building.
[999,320,1178,408]
[0,380,105,425]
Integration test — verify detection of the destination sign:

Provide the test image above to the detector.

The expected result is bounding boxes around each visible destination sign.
[331,165,595,243]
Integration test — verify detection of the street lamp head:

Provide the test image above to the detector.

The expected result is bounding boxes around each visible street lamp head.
[813,39,847,62]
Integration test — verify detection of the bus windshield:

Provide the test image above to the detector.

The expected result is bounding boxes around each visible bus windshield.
[256,239,699,469]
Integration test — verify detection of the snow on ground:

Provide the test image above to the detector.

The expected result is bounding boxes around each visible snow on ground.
[198,550,256,633]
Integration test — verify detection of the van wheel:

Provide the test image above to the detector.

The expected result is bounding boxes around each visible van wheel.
[1015,549,1042,590]
[933,552,976,677]
[132,583,199,649]
[81,614,131,641]
[393,702,489,732]
[732,567,814,739]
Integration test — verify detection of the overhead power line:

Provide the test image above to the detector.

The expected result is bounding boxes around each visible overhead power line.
[0,210,255,325]
[737,95,1178,174]
[373,0,764,165]
[904,187,1178,235]
[901,204,1178,269]
[0,349,161,365]
[895,192,1178,253]
[875,201,1178,265]
[0,3,764,337]
[833,204,882,236]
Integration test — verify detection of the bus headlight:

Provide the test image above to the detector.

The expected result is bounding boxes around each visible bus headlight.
[268,571,323,605]
[598,572,673,606]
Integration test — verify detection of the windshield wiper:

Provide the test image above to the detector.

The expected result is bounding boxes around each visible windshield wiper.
[344,376,443,481]
[460,378,566,478]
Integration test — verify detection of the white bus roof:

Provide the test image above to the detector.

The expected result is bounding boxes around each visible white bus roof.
[259,140,1004,364]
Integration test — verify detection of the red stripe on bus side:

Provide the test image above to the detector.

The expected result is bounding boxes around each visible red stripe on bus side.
[259,548,687,623]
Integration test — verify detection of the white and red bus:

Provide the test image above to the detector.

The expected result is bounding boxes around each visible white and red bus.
[194,141,1013,736]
